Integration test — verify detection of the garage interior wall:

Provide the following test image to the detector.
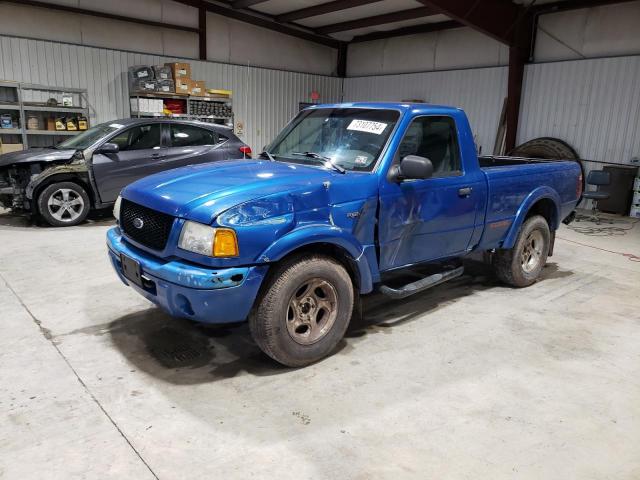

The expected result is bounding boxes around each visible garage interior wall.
[0,1,338,75]
[0,35,343,153]
[343,1,640,169]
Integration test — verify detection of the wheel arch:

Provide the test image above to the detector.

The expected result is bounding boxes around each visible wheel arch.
[29,173,95,213]
[502,188,560,249]
[259,227,374,294]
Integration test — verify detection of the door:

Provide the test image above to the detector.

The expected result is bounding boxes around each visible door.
[92,123,165,203]
[378,115,483,271]
[161,123,230,168]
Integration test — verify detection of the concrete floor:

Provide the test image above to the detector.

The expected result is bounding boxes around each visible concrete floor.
[1,209,639,480]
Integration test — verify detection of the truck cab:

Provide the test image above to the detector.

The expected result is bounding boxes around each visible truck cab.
[107,103,582,367]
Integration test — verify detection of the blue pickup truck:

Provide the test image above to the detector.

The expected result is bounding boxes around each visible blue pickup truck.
[107,103,582,366]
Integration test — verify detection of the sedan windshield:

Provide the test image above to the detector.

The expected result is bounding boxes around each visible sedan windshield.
[267,108,400,172]
[56,122,125,150]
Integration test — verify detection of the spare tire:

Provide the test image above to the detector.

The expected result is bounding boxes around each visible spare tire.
[509,137,584,197]
[509,137,579,160]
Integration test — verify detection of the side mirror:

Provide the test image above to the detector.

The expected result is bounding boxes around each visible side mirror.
[390,155,433,182]
[96,142,119,155]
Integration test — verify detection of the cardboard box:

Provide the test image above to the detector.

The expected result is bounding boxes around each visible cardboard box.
[190,80,206,97]
[174,78,192,95]
[1,143,24,154]
[166,62,191,80]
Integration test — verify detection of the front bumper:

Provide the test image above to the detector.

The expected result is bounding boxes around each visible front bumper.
[106,227,268,324]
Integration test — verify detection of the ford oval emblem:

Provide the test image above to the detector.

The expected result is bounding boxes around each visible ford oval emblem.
[132,217,144,229]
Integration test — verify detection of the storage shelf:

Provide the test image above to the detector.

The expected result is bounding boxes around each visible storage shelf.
[0,128,22,134]
[23,105,88,114]
[26,130,81,136]
[0,103,20,110]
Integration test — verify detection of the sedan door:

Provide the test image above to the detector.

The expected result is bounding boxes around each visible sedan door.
[92,123,165,203]
[160,123,231,169]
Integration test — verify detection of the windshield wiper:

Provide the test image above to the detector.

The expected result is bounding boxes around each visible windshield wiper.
[259,151,276,161]
[291,152,345,174]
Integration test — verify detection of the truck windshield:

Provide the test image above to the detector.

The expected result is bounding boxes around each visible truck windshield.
[55,122,125,150]
[267,108,400,172]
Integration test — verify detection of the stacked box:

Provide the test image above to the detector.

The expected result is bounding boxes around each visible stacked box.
[165,62,191,80]
[190,80,206,97]
[153,65,172,81]
[175,78,192,95]
[128,66,156,93]
[155,79,175,94]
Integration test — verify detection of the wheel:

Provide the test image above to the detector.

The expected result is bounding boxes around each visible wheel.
[493,215,550,287]
[509,137,579,160]
[37,182,90,227]
[249,255,354,367]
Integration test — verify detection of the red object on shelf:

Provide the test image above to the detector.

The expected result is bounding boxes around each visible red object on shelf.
[239,145,252,158]
[164,99,185,114]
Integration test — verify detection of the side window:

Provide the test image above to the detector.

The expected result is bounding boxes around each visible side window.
[397,116,462,177]
[109,124,161,151]
[170,125,217,147]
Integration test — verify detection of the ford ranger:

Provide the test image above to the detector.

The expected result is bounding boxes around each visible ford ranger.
[107,103,582,367]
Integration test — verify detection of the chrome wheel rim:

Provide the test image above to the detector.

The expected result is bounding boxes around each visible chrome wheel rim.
[47,188,84,222]
[521,230,544,273]
[286,278,338,345]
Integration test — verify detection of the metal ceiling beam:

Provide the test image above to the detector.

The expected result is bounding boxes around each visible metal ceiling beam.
[2,0,200,33]
[532,0,639,13]
[316,7,437,34]
[415,0,527,47]
[276,0,383,23]
[173,0,341,48]
[350,20,461,43]
[231,0,269,8]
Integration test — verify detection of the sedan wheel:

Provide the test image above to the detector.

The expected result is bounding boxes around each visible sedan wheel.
[47,188,85,223]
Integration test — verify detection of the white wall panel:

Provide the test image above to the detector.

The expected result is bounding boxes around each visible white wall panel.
[347,27,509,77]
[518,56,640,165]
[0,2,338,75]
[0,35,343,152]
[343,66,508,155]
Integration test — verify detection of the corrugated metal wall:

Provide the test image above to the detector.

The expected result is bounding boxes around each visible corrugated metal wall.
[0,35,344,152]
[519,55,640,169]
[343,66,508,155]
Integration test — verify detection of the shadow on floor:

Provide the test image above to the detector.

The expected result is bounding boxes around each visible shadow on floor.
[0,208,114,229]
[65,259,572,385]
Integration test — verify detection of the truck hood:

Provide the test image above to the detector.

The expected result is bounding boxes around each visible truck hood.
[122,160,347,224]
[0,148,77,168]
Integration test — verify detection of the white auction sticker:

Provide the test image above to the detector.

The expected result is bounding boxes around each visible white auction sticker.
[347,119,388,135]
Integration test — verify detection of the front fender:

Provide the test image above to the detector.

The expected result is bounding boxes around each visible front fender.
[259,224,374,294]
[502,186,561,249]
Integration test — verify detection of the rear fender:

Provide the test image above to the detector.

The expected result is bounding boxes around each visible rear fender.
[502,187,561,249]
[259,224,375,294]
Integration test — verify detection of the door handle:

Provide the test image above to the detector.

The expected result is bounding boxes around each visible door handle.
[458,187,473,197]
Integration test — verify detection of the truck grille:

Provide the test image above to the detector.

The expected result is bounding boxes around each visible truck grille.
[120,199,174,251]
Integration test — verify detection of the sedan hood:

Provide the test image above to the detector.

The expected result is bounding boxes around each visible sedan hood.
[122,160,342,224]
[0,148,77,168]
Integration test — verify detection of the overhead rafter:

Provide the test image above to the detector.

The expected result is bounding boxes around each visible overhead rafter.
[316,7,437,34]
[350,20,461,43]
[532,0,639,14]
[276,0,383,23]
[231,0,269,8]
[415,0,528,47]
[173,0,341,48]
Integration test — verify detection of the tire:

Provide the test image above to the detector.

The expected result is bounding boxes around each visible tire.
[493,215,550,288]
[249,255,354,367]
[37,181,90,227]
[509,137,579,160]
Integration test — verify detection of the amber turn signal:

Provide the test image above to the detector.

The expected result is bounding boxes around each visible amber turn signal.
[213,228,239,257]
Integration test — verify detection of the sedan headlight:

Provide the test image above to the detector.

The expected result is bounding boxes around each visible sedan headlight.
[178,221,239,257]
[113,195,122,221]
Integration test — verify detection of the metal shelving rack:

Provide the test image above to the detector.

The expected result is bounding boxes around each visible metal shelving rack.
[0,81,90,150]
[129,92,234,128]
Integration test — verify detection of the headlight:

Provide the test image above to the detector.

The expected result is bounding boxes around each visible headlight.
[178,221,239,257]
[113,195,122,221]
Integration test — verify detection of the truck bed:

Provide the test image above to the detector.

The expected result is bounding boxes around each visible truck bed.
[478,155,565,168]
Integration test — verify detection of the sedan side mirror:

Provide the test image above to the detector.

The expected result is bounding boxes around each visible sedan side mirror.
[96,142,119,155]
[390,155,433,182]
